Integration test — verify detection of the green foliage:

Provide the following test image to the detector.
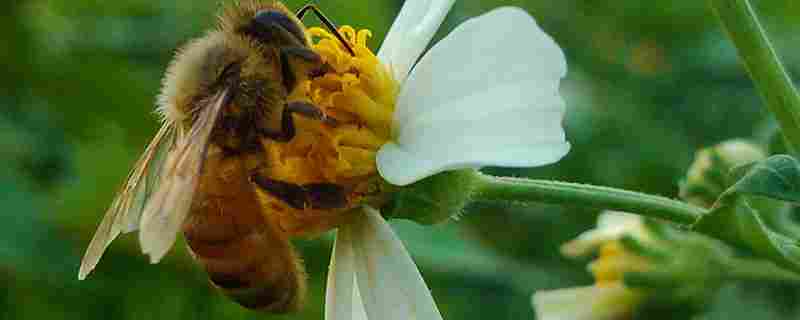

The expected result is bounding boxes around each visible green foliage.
[4,0,800,319]
[730,155,800,202]
[692,155,800,272]
[614,222,730,315]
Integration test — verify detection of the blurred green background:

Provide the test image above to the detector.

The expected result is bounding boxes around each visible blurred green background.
[3,0,800,319]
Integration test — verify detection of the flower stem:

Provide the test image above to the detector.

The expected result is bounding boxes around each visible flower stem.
[710,0,800,154]
[472,173,706,226]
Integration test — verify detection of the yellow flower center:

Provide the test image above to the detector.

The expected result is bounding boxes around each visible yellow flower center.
[590,241,651,284]
[587,241,649,316]
[257,26,398,236]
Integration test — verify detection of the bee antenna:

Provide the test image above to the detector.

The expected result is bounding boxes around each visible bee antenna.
[295,4,356,57]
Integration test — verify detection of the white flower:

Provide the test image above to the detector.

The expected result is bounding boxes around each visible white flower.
[326,1,569,319]
[375,1,570,186]
[327,207,442,320]
[533,212,649,320]
[532,283,644,320]
[560,211,647,258]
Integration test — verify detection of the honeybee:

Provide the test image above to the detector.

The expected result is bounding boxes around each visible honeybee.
[79,0,355,312]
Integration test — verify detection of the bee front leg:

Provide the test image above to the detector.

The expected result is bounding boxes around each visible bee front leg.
[280,46,328,91]
[258,101,338,142]
[285,101,339,126]
[251,174,347,210]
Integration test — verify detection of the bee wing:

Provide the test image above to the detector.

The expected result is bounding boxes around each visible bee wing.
[79,122,178,280]
[138,89,229,264]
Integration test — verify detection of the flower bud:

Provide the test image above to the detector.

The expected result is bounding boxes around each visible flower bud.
[379,169,480,224]
[680,139,766,208]
[533,282,645,320]
[535,211,734,319]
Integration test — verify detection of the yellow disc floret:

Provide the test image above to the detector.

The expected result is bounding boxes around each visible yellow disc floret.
[257,26,398,236]
[586,241,649,316]
[589,241,651,284]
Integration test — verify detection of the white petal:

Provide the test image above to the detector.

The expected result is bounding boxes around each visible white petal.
[343,207,443,320]
[350,282,370,320]
[326,229,357,320]
[595,211,642,230]
[560,211,645,257]
[532,284,642,320]
[377,0,456,82]
[326,229,370,320]
[393,6,567,127]
[377,7,569,186]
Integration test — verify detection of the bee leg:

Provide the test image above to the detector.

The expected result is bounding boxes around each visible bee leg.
[286,101,339,127]
[259,101,338,142]
[280,46,328,91]
[251,174,348,209]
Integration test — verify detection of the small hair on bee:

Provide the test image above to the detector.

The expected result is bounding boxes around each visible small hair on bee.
[156,31,230,123]
[80,1,357,313]
[245,9,309,46]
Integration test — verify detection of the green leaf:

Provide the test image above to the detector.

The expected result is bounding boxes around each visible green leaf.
[690,155,800,272]
[730,154,800,202]
[692,193,800,273]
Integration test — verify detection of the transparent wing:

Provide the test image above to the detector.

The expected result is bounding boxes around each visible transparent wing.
[79,122,177,280]
[138,90,228,264]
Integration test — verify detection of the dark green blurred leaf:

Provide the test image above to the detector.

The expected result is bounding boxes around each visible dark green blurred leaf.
[732,155,800,203]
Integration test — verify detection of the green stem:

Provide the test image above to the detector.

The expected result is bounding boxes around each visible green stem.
[710,0,800,154]
[724,257,800,283]
[472,173,706,226]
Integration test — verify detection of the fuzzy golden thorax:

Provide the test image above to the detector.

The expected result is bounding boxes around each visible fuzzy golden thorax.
[157,1,319,152]
[155,0,401,234]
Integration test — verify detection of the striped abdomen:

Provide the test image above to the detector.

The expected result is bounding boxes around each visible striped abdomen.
[182,150,306,312]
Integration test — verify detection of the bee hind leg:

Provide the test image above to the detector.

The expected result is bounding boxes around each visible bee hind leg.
[251,174,348,210]
[258,101,338,142]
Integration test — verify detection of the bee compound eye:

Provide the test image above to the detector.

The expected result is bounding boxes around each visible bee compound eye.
[250,10,306,46]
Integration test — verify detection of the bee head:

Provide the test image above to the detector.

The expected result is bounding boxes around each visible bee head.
[244,10,307,47]
[220,1,308,49]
